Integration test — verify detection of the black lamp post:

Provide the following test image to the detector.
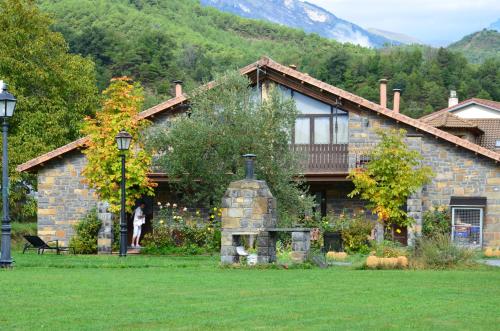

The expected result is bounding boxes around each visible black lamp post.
[115,129,132,257]
[0,82,17,268]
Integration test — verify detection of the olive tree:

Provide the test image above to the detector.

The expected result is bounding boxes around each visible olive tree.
[145,71,314,223]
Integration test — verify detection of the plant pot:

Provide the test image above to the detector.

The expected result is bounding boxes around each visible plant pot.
[247,253,258,266]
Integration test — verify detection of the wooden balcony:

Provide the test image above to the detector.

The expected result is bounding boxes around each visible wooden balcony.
[292,144,349,173]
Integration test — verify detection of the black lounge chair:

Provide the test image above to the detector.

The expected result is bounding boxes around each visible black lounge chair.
[22,235,75,255]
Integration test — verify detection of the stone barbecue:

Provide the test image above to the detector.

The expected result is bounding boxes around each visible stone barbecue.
[220,155,277,264]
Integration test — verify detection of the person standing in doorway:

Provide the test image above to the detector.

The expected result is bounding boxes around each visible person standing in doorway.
[132,202,146,248]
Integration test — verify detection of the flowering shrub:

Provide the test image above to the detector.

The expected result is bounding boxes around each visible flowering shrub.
[142,202,221,255]
[341,217,373,254]
[422,205,450,238]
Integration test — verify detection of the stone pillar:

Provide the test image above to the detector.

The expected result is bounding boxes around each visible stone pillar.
[220,232,237,264]
[97,201,114,254]
[407,189,423,246]
[375,222,384,243]
[291,231,311,263]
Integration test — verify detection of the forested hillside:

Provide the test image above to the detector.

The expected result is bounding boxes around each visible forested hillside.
[39,0,499,117]
[448,29,500,64]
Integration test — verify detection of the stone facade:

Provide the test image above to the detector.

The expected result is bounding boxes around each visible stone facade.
[348,106,500,247]
[37,152,98,246]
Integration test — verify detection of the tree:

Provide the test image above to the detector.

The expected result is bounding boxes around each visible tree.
[145,71,314,222]
[348,129,434,227]
[0,0,98,221]
[82,77,155,213]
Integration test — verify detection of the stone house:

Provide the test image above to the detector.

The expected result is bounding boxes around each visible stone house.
[17,57,500,251]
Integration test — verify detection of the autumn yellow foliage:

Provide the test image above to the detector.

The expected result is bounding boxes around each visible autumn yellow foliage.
[82,77,156,213]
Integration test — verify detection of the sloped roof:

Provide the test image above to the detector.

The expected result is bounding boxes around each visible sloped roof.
[17,57,500,172]
[421,112,483,134]
[469,119,500,150]
[420,98,500,122]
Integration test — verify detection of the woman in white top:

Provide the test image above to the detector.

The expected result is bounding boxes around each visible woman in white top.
[132,203,146,248]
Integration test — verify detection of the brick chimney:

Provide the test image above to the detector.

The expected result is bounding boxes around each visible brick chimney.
[172,80,183,97]
[379,79,388,108]
[393,89,402,113]
[448,90,458,107]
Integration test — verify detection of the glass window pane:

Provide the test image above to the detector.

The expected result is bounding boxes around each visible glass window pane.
[293,91,331,115]
[314,117,330,144]
[295,118,310,144]
[334,115,349,144]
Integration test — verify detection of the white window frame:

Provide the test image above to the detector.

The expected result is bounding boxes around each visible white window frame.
[451,207,483,247]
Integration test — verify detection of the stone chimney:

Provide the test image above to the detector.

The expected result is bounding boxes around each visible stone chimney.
[379,79,388,108]
[172,80,183,97]
[393,89,402,113]
[448,90,458,107]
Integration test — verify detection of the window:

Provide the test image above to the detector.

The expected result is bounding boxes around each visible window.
[279,85,348,145]
[451,207,483,247]
[294,118,310,144]
[314,117,330,144]
[496,140,500,148]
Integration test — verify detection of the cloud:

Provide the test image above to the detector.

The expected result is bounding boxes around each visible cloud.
[306,0,500,43]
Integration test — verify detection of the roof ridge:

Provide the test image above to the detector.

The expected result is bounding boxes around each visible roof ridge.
[16,57,500,172]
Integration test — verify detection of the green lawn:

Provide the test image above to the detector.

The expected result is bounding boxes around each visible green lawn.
[1,253,499,330]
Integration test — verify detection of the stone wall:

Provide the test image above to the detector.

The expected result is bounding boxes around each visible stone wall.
[348,106,500,247]
[37,152,98,246]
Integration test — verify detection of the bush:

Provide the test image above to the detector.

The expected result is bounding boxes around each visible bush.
[341,217,373,254]
[422,206,450,238]
[142,220,221,255]
[411,234,474,269]
[11,222,37,249]
[371,240,408,258]
[70,209,102,254]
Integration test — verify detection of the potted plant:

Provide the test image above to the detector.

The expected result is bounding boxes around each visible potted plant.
[322,211,350,252]
[247,247,258,265]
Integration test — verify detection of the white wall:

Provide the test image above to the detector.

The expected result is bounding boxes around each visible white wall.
[452,104,500,119]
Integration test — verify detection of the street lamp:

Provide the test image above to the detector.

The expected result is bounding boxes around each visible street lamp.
[115,129,132,257]
[0,82,17,268]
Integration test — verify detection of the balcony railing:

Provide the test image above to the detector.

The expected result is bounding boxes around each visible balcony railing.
[293,144,349,173]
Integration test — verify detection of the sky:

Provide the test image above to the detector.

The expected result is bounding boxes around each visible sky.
[306,0,500,45]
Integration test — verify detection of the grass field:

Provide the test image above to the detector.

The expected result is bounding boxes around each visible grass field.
[1,252,500,330]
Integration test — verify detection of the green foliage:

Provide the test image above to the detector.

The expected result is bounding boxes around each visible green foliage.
[340,217,373,254]
[348,129,434,226]
[0,0,97,221]
[37,0,499,115]
[411,234,475,269]
[422,205,451,238]
[70,209,102,254]
[82,77,156,213]
[11,221,37,249]
[371,240,408,258]
[145,71,314,220]
[448,29,500,64]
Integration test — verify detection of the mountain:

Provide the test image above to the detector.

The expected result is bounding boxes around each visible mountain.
[448,29,500,63]
[367,28,423,45]
[489,19,500,31]
[199,0,398,48]
[36,0,499,117]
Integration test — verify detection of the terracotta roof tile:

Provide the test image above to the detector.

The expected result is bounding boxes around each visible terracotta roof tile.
[468,119,500,151]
